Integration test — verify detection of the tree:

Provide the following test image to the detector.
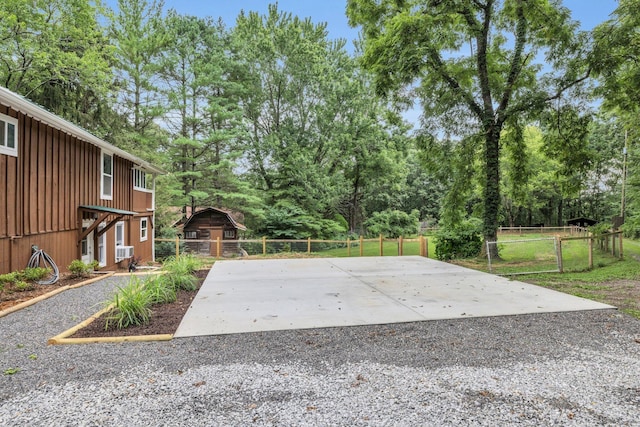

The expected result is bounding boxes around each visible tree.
[347,0,592,256]
[109,0,167,138]
[0,0,113,132]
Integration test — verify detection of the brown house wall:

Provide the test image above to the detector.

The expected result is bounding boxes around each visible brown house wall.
[0,105,155,274]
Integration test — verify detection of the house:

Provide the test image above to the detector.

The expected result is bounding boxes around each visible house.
[0,86,164,274]
[180,207,246,257]
[567,217,598,228]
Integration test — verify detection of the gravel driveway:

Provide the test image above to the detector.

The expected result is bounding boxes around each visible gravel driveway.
[1,274,639,426]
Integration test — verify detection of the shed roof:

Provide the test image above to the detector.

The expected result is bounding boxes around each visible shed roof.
[182,207,247,231]
[0,86,165,175]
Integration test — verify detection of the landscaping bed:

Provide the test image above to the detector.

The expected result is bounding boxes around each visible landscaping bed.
[70,269,206,338]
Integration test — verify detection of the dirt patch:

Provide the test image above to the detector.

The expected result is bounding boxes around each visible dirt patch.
[69,270,207,338]
[0,274,103,312]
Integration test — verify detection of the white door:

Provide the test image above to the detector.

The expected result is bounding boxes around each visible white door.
[81,220,94,264]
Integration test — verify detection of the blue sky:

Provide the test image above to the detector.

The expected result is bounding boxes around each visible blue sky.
[151,0,619,44]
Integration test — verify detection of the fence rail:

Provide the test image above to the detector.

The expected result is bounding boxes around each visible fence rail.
[155,235,430,259]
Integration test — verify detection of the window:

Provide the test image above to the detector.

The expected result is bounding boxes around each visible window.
[224,229,235,239]
[140,218,148,242]
[0,113,18,157]
[81,227,88,256]
[115,221,125,247]
[185,231,197,239]
[133,168,149,191]
[101,151,113,199]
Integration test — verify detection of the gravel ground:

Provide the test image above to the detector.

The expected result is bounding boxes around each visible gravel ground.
[1,274,640,426]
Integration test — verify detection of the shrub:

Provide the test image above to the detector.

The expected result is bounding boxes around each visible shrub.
[144,275,177,304]
[19,267,50,282]
[14,281,33,291]
[434,219,483,260]
[364,209,420,238]
[621,216,640,239]
[68,260,92,278]
[0,272,17,285]
[105,277,152,330]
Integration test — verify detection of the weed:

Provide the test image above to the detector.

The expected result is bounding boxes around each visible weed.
[16,344,24,349]
[3,368,20,375]
[104,277,152,330]
[28,354,37,360]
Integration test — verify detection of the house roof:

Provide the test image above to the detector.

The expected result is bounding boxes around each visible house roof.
[0,86,165,175]
[182,207,247,231]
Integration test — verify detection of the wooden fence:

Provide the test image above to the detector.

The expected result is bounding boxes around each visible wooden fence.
[155,235,429,259]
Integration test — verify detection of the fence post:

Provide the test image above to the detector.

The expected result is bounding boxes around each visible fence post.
[588,237,593,270]
[557,237,564,273]
[379,235,384,256]
[425,237,429,258]
[347,238,351,257]
[619,232,624,259]
[359,236,364,257]
[398,236,403,256]
[307,237,311,254]
[419,236,424,257]
[175,237,180,258]
[262,236,266,255]
[217,237,221,259]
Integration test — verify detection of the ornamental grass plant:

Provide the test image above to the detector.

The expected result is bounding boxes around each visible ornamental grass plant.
[105,277,152,330]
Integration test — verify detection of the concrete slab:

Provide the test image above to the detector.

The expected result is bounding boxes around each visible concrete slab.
[174,256,614,337]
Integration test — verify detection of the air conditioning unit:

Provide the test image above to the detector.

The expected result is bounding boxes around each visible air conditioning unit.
[116,246,134,263]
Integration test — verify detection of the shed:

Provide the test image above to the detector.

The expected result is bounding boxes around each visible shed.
[181,207,246,257]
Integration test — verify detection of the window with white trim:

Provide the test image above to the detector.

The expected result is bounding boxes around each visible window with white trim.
[101,151,113,199]
[115,221,125,247]
[224,229,235,239]
[185,231,197,239]
[97,223,106,267]
[0,113,18,157]
[133,168,148,190]
[140,217,148,242]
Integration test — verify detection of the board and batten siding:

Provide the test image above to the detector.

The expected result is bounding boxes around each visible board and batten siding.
[0,104,153,274]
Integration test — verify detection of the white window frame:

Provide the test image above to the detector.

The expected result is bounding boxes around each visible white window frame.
[97,223,106,267]
[224,229,235,239]
[133,168,151,192]
[140,217,148,242]
[114,221,125,263]
[185,231,197,239]
[101,151,113,200]
[0,113,18,157]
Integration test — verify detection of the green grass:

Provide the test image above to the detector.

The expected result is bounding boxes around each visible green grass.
[320,238,431,258]
[105,277,153,330]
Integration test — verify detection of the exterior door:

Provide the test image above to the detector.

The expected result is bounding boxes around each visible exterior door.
[81,220,94,264]
[210,228,223,257]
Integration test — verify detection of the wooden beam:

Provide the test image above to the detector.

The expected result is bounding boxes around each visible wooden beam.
[78,212,110,243]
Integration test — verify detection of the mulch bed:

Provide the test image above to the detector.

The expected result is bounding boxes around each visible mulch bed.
[70,270,207,338]
[0,274,99,312]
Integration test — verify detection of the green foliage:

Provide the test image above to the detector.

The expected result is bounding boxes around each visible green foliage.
[144,275,177,305]
[3,368,20,375]
[0,273,18,285]
[364,209,419,238]
[434,219,483,261]
[258,203,344,240]
[19,267,50,282]
[67,260,92,278]
[13,281,32,291]
[589,222,612,236]
[162,255,202,291]
[621,216,640,239]
[105,277,152,330]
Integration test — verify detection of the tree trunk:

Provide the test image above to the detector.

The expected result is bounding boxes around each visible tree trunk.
[483,125,501,258]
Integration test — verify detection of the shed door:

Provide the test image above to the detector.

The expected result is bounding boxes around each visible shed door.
[210,228,223,257]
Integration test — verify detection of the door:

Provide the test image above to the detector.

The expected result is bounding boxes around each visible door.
[81,220,94,264]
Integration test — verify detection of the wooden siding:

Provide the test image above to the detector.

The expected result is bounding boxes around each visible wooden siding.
[0,105,154,274]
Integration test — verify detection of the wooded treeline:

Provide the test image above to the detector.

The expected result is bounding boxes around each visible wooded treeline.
[1,0,639,242]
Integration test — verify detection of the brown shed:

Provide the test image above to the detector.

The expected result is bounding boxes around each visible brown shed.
[181,207,246,257]
[0,87,164,274]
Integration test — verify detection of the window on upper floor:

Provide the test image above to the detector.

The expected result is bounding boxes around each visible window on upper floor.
[133,168,151,191]
[0,113,18,157]
[101,151,113,200]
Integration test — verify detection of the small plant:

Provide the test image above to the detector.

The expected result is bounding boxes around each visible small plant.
[28,354,37,360]
[3,367,20,375]
[19,267,50,282]
[14,281,33,291]
[104,277,152,330]
[0,272,17,285]
[144,275,177,304]
[89,260,100,271]
[68,260,92,278]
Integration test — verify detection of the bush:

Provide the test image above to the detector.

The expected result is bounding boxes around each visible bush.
[19,267,50,282]
[0,272,17,285]
[364,209,420,238]
[162,255,201,291]
[621,216,640,239]
[68,260,92,278]
[105,277,152,330]
[14,280,33,291]
[434,219,483,260]
[144,275,177,304]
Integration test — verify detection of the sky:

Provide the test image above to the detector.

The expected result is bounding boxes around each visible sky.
[148,0,619,46]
